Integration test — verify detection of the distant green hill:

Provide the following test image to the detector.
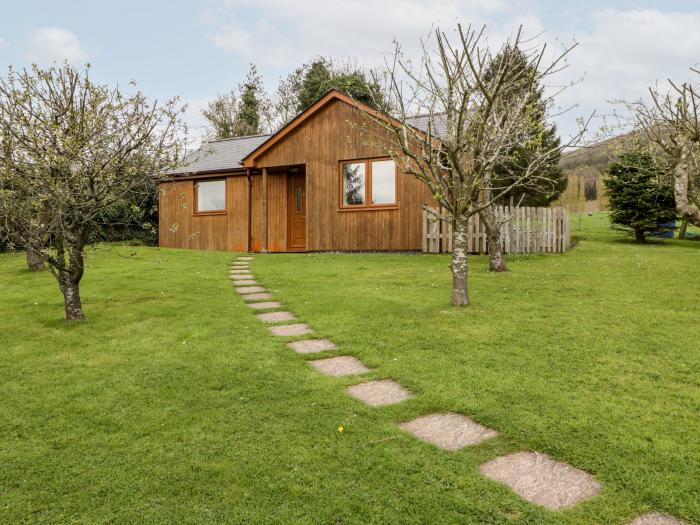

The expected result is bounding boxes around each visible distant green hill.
[560,132,638,178]
[555,133,635,211]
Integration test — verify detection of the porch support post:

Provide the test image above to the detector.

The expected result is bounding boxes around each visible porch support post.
[262,167,269,253]
[246,169,252,253]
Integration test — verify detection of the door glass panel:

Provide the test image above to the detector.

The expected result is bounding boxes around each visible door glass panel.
[342,162,365,205]
[371,160,396,204]
[296,186,303,213]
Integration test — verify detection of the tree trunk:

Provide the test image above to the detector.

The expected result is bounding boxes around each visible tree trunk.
[450,218,469,306]
[26,246,45,271]
[678,219,688,240]
[479,207,508,272]
[673,146,700,227]
[51,237,87,321]
[634,228,646,243]
[59,279,85,321]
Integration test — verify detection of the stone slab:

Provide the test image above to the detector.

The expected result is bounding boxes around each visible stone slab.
[400,413,498,450]
[346,379,412,407]
[231,263,249,267]
[309,356,370,377]
[287,339,336,354]
[480,451,602,510]
[243,293,273,302]
[231,273,254,279]
[627,513,688,525]
[269,323,312,336]
[230,269,251,274]
[237,256,254,260]
[256,311,296,323]
[233,280,257,286]
[247,301,282,310]
[236,286,266,294]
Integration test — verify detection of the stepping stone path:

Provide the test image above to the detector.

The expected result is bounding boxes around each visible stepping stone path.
[627,514,688,525]
[288,339,336,354]
[269,323,312,336]
[400,413,498,451]
[480,451,602,511]
[243,293,273,302]
[256,311,296,323]
[248,301,281,310]
[346,379,412,407]
[309,356,370,377]
[226,253,645,518]
[236,286,266,294]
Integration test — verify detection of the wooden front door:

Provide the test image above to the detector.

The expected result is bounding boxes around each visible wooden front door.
[287,173,307,251]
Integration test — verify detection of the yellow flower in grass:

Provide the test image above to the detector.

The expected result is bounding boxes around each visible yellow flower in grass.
[337,425,345,433]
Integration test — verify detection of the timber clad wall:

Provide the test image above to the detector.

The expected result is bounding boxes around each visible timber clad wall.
[253,100,433,251]
[159,98,434,252]
[159,175,248,251]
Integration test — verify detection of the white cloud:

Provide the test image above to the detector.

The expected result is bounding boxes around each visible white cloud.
[0,37,8,51]
[25,27,89,64]
[553,9,700,139]
[203,0,525,68]
[200,2,700,140]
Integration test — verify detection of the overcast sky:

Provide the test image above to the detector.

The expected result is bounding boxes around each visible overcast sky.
[1,0,699,141]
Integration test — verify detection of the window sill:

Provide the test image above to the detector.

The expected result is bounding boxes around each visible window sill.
[338,205,399,212]
[193,210,227,216]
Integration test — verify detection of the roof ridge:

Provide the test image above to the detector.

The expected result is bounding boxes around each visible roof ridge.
[206,133,273,144]
[407,112,447,119]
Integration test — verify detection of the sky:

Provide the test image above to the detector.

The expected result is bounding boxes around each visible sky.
[1,0,699,142]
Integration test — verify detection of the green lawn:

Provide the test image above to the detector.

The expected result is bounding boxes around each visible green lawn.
[1,214,698,524]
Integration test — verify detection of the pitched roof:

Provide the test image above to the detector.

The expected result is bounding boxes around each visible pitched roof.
[242,89,368,167]
[240,90,449,166]
[164,89,449,176]
[405,113,448,139]
[164,134,271,176]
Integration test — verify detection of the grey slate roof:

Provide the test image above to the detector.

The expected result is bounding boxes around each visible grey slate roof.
[405,114,448,139]
[164,134,272,176]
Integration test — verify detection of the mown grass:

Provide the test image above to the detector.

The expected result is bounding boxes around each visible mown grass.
[1,214,698,524]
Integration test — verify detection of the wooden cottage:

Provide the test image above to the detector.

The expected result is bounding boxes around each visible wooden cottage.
[158,90,434,252]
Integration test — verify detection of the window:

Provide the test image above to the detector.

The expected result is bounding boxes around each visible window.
[342,162,366,205]
[340,158,396,209]
[371,160,396,204]
[195,179,226,213]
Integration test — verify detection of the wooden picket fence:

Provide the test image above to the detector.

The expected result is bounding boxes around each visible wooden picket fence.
[422,205,571,254]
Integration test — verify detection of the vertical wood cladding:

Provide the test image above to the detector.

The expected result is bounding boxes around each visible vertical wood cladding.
[159,98,434,252]
[252,99,433,251]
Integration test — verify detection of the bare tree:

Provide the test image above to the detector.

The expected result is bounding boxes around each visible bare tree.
[364,24,586,305]
[0,64,184,320]
[622,70,700,226]
[202,64,271,139]
[201,90,239,140]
